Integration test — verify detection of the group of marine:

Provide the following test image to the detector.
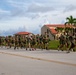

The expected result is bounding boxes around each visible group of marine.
[58,32,76,53]
[0,34,50,50]
[0,32,76,53]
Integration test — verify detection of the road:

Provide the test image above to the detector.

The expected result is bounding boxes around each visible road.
[0,48,76,75]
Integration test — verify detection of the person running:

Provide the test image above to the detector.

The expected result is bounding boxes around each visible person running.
[65,34,70,51]
[67,35,76,53]
[14,36,19,50]
[38,35,43,49]
[31,38,36,50]
[0,37,2,47]
[58,34,66,51]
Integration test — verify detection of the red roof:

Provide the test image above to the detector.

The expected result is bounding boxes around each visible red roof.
[15,32,31,35]
[45,24,76,34]
[50,29,57,34]
[45,24,64,27]
[45,24,75,28]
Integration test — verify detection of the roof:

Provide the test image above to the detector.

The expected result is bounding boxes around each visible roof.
[15,32,31,35]
[44,24,76,34]
[45,24,76,28]
[45,24,64,27]
[50,29,57,34]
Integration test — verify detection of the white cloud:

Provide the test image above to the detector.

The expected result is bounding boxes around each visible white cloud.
[0,9,10,20]
[0,9,9,13]
[27,3,55,13]
[0,0,76,36]
[63,4,76,12]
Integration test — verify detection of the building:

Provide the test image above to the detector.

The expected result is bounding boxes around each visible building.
[41,24,76,40]
[14,32,33,37]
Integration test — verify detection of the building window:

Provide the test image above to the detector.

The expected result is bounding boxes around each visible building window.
[47,29,49,33]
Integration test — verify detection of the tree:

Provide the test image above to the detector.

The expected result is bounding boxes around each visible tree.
[74,18,76,26]
[65,15,76,25]
[64,15,76,33]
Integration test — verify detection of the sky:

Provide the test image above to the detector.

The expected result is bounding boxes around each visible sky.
[0,0,76,36]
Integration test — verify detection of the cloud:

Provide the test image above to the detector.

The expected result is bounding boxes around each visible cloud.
[1,26,26,36]
[6,0,30,8]
[0,9,9,13]
[0,9,10,20]
[10,8,25,17]
[63,5,76,13]
[0,0,76,36]
[27,3,55,13]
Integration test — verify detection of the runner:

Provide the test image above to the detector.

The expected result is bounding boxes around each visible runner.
[58,34,66,51]
[67,34,76,53]
[14,36,19,50]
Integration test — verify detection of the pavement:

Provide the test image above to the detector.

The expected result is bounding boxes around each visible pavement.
[0,47,76,75]
[0,47,76,65]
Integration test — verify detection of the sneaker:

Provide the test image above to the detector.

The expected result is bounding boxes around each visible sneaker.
[66,51,70,53]
[26,48,27,50]
[58,48,60,51]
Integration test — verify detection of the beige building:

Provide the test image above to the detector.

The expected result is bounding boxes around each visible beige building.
[41,24,76,40]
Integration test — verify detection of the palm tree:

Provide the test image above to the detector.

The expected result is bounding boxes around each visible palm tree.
[65,15,75,25]
[65,15,76,33]
[74,18,76,26]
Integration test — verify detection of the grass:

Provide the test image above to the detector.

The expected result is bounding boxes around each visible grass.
[47,40,76,51]
[47,40,59,49]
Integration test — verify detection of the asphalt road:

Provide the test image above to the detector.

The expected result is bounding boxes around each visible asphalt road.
[0,48,76,75]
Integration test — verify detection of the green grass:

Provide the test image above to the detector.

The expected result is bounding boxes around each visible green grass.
[48,40,59,49]
[47,40,76,51]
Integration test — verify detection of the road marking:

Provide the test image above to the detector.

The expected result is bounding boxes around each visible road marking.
[0,51,76,67]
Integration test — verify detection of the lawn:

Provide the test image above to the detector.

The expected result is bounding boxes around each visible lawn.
[47,40,59,49]
[47,40,76,51]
